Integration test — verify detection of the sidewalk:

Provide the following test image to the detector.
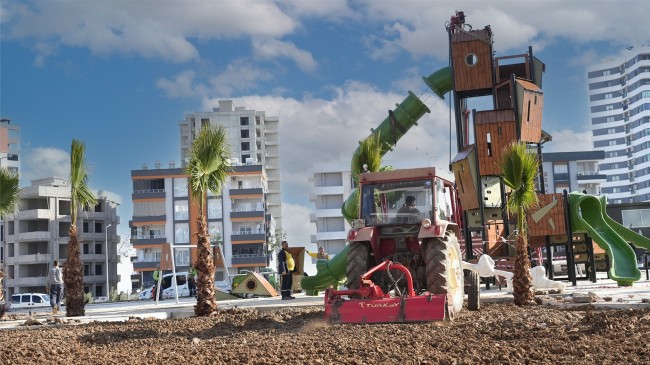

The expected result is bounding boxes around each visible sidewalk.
[2,274,650,330]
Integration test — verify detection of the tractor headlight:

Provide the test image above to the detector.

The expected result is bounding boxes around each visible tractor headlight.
[421,218,432,228]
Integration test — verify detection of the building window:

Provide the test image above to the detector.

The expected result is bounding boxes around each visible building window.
[622,209,650,228]
[173,178,188,197]
[201,118,210,128]
[605,93,612,99]
[241,142,250,151]
[84,264,90,276]
[83,243,89,255]
[207,198,222,219]
[95,263,103,276]
[174,200,189,220]
[240,116,249,126]
[241,129,249,138]
[612,187,621,193]
[605,104,614,110]
[606,116,615,122]
[83,222,89,233]
[608,140,617,146]
[603,70,610,76]
[95,222,102,233]
[95,243,102,255]
[608,128,616,134]
[175,223,190,243]
[175,248,190,266]
[208,222,223,243]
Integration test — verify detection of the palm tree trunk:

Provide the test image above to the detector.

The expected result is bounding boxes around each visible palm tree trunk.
[64,226,85,316]
[513,211,533,306]
[195,216,217,316]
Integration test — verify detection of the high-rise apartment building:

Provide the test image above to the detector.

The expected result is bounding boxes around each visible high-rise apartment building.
[587,45,650,203]
[179,100,282,233]
[2,177,121,297]
[130,162,274,289]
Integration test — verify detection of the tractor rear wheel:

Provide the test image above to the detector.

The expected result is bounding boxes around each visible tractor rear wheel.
[346,242,371,290]
[467,270,480,311]
[425,232,464,318]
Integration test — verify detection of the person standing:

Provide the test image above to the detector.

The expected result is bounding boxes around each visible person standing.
[188,264,197,297]
[277,241,295,300]
[152,265,163,300]
[48,260,64,314]
[317,247,330,261]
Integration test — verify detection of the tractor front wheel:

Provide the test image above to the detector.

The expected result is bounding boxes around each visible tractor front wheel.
[425,232,464,318]
[346,242,371,290]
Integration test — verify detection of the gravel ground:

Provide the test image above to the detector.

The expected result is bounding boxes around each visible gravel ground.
[1,302,650,364]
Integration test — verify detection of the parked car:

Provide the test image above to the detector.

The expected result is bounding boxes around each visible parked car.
[10,293,51,309]
[139,271,191,300]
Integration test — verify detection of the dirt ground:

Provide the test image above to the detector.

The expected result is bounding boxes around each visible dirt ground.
[1,302,649,365]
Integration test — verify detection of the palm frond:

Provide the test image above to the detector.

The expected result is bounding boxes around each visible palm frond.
[0,168,21,215]
[70,139,97,225]
[351,132,384,184]
[498,141,539,218]
[186,125,232,214]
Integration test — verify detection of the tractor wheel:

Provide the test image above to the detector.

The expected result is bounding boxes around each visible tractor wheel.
[467,270,480,311]
[346,242,371,290]
[425,232,464,318]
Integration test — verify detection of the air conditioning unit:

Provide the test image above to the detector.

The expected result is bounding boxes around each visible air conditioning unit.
[142,225,148,231]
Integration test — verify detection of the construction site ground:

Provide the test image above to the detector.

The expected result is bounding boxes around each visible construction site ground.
[1,273,650,364]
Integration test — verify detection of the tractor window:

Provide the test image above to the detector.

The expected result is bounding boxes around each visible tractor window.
[360,179,434,225]
[436,178,453,221]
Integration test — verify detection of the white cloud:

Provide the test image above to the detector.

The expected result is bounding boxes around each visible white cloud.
[543,129,593,153]
[3,0,298,64]
[281,203,315,245]
[21,147,70,184]
[252,38,318,73]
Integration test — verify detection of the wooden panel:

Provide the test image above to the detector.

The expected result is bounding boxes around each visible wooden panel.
[451,38,493,92]
[451,159,478,210]
[494,81,512,109]
[527,193,567,237]
[497,63,529,84]
[475,112,517,176]
[519,90,544,143]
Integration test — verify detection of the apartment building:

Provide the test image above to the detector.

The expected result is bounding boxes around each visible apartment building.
[541,151,607,195]
[1,117,21,262]
[2,177,121,297]
[179,100,282,234]
[130,162,274,289]
[587,45,650,203]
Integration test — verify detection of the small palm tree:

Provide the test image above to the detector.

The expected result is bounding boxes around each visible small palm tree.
[499,141,539,306]
[64,140,97,317]
[186,125,231,316]
[344,133,387,219]
[0,168,21,215]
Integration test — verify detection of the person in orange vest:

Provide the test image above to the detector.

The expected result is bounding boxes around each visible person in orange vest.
[277,240,295,300]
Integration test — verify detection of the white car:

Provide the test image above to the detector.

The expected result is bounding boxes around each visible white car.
[10,293,51,309]
[138,271,192,300]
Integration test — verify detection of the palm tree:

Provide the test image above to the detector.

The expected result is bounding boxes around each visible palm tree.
[498,141,539,306]
[64,140,97,317]
[186,125,231,316]
[0,168,21,215]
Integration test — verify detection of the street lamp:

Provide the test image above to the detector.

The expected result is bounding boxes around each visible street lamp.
[105,223,112,300]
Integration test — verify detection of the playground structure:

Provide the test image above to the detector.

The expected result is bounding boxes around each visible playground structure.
[303,10,650,312]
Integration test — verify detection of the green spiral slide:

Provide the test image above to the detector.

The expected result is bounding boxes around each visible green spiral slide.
[302,67,453,295]
[569,192,650,286]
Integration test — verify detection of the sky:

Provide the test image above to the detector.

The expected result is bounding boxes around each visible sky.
[2,0,650,248]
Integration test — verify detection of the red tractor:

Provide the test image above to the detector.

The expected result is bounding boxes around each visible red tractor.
[324,167,479,323]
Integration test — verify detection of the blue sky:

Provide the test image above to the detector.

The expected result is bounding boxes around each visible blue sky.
[2,0,649,245]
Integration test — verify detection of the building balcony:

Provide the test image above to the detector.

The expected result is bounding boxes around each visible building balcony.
[229,187,264,198]
[315,231,349,241]
[230,210,265,220]
[133,261,159,271]
[231,254,267,266]
[132,189,166,200]
[132,215,167,225]
[17,231,51,242]
[231,164,263,174]
[313,209,344,218]
[14,253,51,264]
[131,235,168,246]
[313,185,345,195]
[14,209,54,220]
[9,277,47,287]
[231,233,266,243]
[577,172,608,184]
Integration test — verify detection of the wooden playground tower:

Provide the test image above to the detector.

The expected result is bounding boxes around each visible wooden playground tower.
[445,11,598,284]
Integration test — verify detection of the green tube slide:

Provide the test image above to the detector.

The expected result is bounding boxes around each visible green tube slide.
[598,195,650,250]
[341,66,453,222]
[569,192,641,286]
[301,245,349,295]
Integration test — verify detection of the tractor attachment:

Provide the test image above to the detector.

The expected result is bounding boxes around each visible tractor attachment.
[323,261,447,324]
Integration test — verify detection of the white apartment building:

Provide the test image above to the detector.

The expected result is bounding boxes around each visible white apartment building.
[179,100,282,234]
[541,151,607,195]
[130,162,274,289]
[2,177,121,298]
[587,45,650,203]
[1,117,21,262]
[309,158,447,258]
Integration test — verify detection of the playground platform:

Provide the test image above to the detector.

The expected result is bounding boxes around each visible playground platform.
[2,273,649,330]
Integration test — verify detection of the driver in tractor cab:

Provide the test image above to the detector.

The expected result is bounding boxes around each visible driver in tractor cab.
[397,195,420,218]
